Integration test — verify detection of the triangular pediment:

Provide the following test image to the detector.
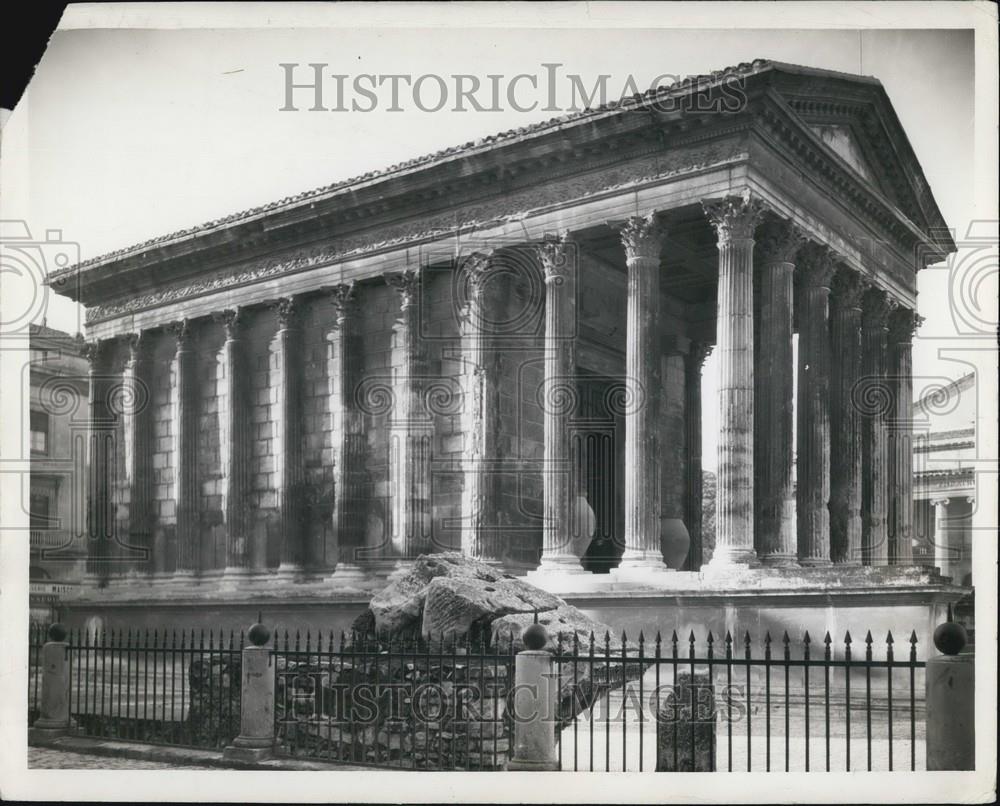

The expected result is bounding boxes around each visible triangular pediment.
[807,123,878,184]
[766,63,950,241]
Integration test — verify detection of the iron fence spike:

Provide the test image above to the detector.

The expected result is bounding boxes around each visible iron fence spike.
[909,630,918,644]
[844,630,852,644]
[886,630,894,644]
[689,630,696,643]
[782,631,790,643]
[804,631,811,644]
[824,631,832,643]
[865,630,873,643]
[764,631,772,644]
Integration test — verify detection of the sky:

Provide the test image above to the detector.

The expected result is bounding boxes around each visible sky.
[1,11,988,470]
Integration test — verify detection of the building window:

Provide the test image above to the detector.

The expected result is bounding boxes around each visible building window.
[30,410,49,455]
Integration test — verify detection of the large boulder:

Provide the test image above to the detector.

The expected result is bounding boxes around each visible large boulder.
[420,575,562,642]
[352,552,649,726]
[367,552,518,636]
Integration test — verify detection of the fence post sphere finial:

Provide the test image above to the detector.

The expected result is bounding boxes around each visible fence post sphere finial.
[47,623,68,642]
[522,620,548,651]
[932,619,967,656]
[248,620,271,647]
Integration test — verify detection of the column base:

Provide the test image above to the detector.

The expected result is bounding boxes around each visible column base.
[223,737,274,763]
[758,554,799,568]
[612,550,673,582]
[531,555,587,575]
[506,757,559,771]
[272,563,307,583]
[28,723,74,745]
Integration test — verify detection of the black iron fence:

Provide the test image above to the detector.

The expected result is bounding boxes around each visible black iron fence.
[271,630,516,770]
[28,623,242,750]
[28,623,929,772]
[551,629,926,772]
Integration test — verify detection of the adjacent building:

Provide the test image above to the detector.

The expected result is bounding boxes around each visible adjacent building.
[28,324,90,622]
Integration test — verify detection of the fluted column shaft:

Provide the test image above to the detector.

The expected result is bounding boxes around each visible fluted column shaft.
[888,307,918,565]
[124,333,154,575]
[931,498,952,578]
[618,214,667,571]
[328,284,368,577]
[830,271,865,564]
[795,245,836,566]
[275,299,306,575]
[211,311,253,577]
[536,236,582,571]
[754,223,801,566]
[83,341,112,582]
[461,253,503,563]
[173,321,199,577]
[703,194,764,566]
[387,271,431,562]
[683,342,711,570]
[860,289,892,566]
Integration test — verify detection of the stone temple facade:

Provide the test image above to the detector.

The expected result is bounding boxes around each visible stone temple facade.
[49,61,968,647]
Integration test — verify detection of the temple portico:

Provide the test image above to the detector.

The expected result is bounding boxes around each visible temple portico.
[50,60,967,645]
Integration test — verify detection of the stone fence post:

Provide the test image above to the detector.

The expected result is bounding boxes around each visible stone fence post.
[925,613,974,770]
[224,620,275,762]
[507,622,558,771]
[28,624,75,743]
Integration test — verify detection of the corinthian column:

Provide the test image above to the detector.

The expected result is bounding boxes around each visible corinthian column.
[535,234,584,573]
[616,213,669,574]
[860,288,893,566]
[171,320,199,580]
[829,270,866,565]
[461,252,504,563]
[275,298,306,578]
[386,270,431,563]
[83,340,113,584]
[888,306,919,565]
[327,283,370,583]
[795,244,836,566]
[124,332,154,575]
[215,310,253,582]
[683,342,712,570]
[753,220,801,566]
[702,193,764,567]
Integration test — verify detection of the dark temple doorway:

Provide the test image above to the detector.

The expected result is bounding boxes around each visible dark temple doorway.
[573,372,625,573]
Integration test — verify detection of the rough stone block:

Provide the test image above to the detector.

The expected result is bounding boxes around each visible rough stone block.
[656,671,716,772]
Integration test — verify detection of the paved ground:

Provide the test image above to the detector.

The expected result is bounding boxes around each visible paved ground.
[29,747,208,770]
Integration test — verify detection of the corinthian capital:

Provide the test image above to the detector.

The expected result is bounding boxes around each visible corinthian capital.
[325,281,356,326]
[214,308,247,340]
[756,219,805,264]
[889,306,921,344]
[386,269,421,309]
[702,191,765,244]
[536,232,575,284]
[81,339,108,369]
[861,287,894,327]
[168,319,194,350]
[617,213,664,261]
[797,243,838,289]
[831,269,867,309]
[275,296,302,329]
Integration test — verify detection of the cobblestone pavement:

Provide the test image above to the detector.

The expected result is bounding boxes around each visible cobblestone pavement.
[29,747,209,770]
